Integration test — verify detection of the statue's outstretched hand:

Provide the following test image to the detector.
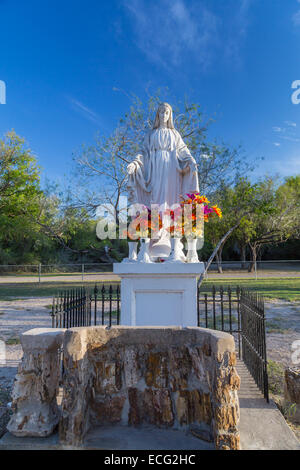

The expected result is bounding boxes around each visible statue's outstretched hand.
[127,163,136,175]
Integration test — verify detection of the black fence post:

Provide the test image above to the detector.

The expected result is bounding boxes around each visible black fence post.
[212,285,216,330]
[101,285,105,325]
[228,286,232,335]
[220,286,224,331]
[109,285,113,327]
[94,284,98,326]
[236,286,241,359]
[51,296,55,328]
[117,285,120,325]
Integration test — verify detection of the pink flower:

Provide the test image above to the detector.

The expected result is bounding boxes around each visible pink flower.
[186,192,199,200]
[204,206,213,214]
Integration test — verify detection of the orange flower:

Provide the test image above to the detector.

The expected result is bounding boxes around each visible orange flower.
[212,205,222,218]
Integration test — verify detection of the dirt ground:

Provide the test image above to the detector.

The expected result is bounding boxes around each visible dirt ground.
[265,300,300,365]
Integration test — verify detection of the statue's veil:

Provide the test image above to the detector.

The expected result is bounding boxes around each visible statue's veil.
[152,103,175,129]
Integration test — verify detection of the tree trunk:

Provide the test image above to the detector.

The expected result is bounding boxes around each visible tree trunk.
[215,251,222,273]
[198,217,246,288]
[240,244,246,269]
[216,241,225,273]
[115,203,120,249]
[248,244,257,273]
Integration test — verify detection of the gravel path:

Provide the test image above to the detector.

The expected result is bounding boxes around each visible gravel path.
[265,301,300,366]
[0,298,52,392]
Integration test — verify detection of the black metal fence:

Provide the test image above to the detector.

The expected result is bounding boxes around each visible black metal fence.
[51,284,120,328]
[197,285,241,355]
[52,283,268,401]
[91,284,120,326]
[240,289,269,402]
[51,287,91,328]
[197,285,269,402]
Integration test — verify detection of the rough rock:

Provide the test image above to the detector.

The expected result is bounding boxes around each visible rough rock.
[7,326,240,449]
[7,328,65,437]
[284,367,300,423]
[285,367,300,404]
[59,326,240,449]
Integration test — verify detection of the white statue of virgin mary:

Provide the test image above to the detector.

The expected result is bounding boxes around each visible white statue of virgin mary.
[126,102,199,262]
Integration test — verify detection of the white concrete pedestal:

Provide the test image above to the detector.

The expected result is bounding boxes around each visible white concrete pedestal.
[113,263,205,327]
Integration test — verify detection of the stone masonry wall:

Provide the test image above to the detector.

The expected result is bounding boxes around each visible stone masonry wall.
[284,367,300,423]
[7,328,65,437]
[59,326,240,449]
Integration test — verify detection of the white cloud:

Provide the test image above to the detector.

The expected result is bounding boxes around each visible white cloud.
[273,142,281,147]
[272,124,300,143]
[124,0,218,68]
[67,97,103,126]
[284,120,297,127]
[293,10,300,26]
[280,135,300,143]
[223,0,252,65]
[292,0,300,26]
[272,155,300,176]
[124,0,252,69]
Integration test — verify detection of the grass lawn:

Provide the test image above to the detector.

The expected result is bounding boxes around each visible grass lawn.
[0,277,299,301]
[0,271,113,277]
[0,280,119,300]
[201,277,300,301]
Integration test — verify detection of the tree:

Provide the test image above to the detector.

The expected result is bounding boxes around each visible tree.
[0,131,42,264]
[246,176,300,270]
[225,176,300,272]
[204,178,257,272]
[72,90,250,221]
[0,131,40,208]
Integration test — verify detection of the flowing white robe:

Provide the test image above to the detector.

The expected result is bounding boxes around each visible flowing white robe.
[127,128,199,207]
[127,128,199,258]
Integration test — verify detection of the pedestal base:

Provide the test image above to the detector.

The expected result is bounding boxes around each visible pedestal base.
[113,263,205,327]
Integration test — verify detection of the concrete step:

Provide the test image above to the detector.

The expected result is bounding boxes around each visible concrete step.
[0,426,214,451]
[237,359,300,450]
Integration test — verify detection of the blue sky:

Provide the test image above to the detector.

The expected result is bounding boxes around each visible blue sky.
[0,0,300,186]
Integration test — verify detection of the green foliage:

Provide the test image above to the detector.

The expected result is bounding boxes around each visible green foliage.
[203,174,300,267]
[0,114,299,267]
[0,131,43,264]
[5,337,21,345]
[267,360,285,396]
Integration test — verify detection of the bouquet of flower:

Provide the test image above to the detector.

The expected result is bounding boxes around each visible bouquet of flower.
[176,192,222,238]
[122,208,163,241]
[183,193,222,219]
[122,194,221,240]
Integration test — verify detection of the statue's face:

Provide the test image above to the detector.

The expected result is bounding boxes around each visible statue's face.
[159,106,170,125]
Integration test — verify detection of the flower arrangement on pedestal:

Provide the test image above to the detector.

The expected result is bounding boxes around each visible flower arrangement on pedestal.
[121,193,222,263]
[122,208,163,241]
[165,193,222,237]
[121,208,163,263]
[163,192,222,263]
